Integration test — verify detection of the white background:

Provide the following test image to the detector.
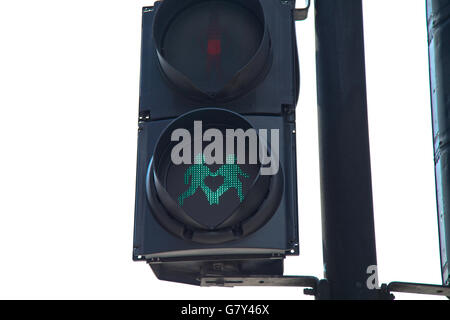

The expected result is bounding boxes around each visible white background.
[0,1,444,300]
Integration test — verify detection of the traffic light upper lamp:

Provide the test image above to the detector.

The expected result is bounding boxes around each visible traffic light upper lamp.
[153,0,272,102]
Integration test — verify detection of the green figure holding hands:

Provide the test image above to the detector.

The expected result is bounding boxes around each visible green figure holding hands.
[178,154,214,206]
[210,154,250,205]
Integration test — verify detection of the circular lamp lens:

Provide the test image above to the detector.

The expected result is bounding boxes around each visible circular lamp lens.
[153,0,272,102]
[146,109,283,244]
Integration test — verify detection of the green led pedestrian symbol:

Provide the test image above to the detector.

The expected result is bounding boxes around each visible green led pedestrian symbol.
[178,154,250,206]
[210,154,250,204]
[178,154,213,206]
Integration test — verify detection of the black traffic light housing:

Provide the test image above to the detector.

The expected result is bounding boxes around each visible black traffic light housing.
[133,0,300,286]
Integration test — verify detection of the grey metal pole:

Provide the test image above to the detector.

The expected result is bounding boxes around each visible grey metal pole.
[427,0,450,287]
[315,0,379,299]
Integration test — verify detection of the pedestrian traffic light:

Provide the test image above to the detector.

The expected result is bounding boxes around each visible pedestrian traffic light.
[133,0,301,286]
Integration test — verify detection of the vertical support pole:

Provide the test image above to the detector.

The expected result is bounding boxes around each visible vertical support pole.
[315,0,379,299]
[427,0,450,287]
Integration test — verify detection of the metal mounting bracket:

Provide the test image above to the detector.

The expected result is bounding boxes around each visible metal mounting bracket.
[201,277,450,299]
[201,276,331,299]
[294,0,310,21]
[201,275,318,288]
[387,282,450,298]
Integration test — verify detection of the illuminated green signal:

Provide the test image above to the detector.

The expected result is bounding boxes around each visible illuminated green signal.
[178,154,249,206]
[178,154,213,206]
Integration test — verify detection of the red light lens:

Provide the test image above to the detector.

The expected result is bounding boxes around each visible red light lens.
[207,39,221,56]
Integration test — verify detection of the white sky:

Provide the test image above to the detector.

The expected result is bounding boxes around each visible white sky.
[0,1,444,300]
